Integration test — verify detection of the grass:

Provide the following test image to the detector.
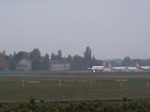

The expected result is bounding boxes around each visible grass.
[0,74,150,102]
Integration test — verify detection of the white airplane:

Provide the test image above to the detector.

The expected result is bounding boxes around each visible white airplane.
[88,63,106,72]
[109,64,127,72]
[136,63,150,71]
[126,66,137,72]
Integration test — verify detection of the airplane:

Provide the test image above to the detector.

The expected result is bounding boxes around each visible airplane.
[109,64,139,72]
[88,63,106,72]
[109,64,127,72]
[136,63,150,71]
[126,66,137,72]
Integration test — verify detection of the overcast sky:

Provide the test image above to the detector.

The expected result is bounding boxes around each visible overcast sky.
[0,0,150,59]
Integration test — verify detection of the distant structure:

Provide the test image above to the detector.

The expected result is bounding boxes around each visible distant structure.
[16,59,32,71]
[50,61,71,71]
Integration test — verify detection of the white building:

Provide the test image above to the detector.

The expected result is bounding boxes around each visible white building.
[51,61,71,71]
[16,59,32,71]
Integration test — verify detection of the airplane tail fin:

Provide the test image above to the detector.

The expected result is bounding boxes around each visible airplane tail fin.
[103,62,106,70]
[109,64,114,70]
[136,63,141,70]
[109,64,112,68]
[103,62,106,68]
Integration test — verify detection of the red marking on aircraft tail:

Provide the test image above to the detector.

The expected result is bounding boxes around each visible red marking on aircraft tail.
[109,64,115,70]
[136,63,142,70]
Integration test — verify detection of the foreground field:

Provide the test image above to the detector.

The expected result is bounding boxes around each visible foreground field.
[0,72,150,102]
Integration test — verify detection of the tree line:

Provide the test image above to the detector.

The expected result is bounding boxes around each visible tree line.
[1,97,150,112]
[0,46,150,71]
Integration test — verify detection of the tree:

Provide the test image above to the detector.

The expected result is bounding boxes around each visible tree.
[42,53,50,70]
[132,59,142,66]
[121,56,132,66]
[51,53,56,60]
[0,53,7,70]
[84,46,92,67]
[109,60,120,67]
[8,54,16,71]
[145,59,150,66]
[58,50,62,60]
[51,50,63,61]
[66,55,72,63]
[30,48,41,70]
[14,51,30,63]
[92,59,103,66]
[72,55,84,70]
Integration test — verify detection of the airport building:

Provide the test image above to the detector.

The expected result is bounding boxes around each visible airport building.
[16,59,32,71]
[50,61,71,71]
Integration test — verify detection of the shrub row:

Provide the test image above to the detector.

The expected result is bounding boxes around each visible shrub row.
[0,98,150,112]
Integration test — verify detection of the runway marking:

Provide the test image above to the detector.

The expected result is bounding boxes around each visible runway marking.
[30,81,41,84]
[117,79,128,82]
[101,74,107,78]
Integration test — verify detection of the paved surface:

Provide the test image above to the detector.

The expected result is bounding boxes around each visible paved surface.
[0,72,150,79]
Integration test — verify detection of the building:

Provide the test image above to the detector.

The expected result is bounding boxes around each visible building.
[16,59,32,71]
[51,61,71,71]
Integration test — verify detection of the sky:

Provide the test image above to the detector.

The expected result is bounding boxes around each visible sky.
[0,0,150,59]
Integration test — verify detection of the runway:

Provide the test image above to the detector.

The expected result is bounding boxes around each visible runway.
[0,71,150,79]
[0,71,150,102]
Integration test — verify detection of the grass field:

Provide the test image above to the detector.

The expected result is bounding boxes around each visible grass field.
[0,73,150,102]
